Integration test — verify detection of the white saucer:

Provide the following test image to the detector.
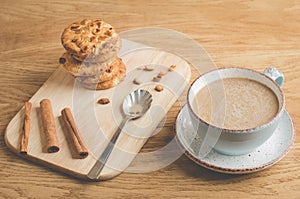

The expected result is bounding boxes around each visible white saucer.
[176,105,295,174]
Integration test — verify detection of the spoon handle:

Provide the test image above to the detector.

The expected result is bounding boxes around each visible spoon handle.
[87,116,130,180]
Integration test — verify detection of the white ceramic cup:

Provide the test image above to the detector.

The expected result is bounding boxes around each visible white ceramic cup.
[187,67,285,156]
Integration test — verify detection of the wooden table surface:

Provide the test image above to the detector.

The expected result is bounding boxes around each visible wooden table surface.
[1,0,299,198]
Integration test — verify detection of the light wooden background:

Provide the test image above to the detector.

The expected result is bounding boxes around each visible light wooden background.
[1,0,299,198]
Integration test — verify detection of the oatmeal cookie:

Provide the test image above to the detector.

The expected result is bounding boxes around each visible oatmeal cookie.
[61,19,121,63]
[76,58,126,84]
[79,67,126,90]
[60,52,124,83]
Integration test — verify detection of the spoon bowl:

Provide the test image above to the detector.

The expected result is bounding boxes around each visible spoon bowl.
[123,89,152,119]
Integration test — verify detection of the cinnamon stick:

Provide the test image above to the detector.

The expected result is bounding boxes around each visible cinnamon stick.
[40,99,59,153]
[20,102,32,154]
[61,108,88,158]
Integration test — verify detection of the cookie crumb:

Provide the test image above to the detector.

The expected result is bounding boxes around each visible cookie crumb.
[97,98,110,105]
[152,75,162,82]
[169,65,176,71]
[144,65,154,71]
[158,71,167,76]
[155,85,163,92]
[133,78,142,85]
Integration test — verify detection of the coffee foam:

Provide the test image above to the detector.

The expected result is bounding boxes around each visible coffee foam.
[192,78,279,130]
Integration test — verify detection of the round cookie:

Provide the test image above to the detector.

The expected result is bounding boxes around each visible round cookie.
[59,52,123,83]
[78,64,126,90]
[59,52,108,77]
[61,19,121,63]
[76,58,126,84]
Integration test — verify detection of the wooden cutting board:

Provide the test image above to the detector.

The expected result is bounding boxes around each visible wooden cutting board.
[4,40,191,180]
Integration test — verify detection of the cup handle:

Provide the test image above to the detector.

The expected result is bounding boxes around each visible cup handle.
[263,66,284,87]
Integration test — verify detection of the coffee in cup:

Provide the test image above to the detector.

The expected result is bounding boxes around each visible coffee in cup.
[192,77,279,130]
[187,67,285,156]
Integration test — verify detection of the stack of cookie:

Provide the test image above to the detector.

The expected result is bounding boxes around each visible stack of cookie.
[59,19,126,90]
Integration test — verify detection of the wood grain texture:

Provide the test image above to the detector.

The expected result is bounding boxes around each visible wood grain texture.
[0,0,300,198]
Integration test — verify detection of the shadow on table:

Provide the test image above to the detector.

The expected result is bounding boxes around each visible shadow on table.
[173,155,260,183]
